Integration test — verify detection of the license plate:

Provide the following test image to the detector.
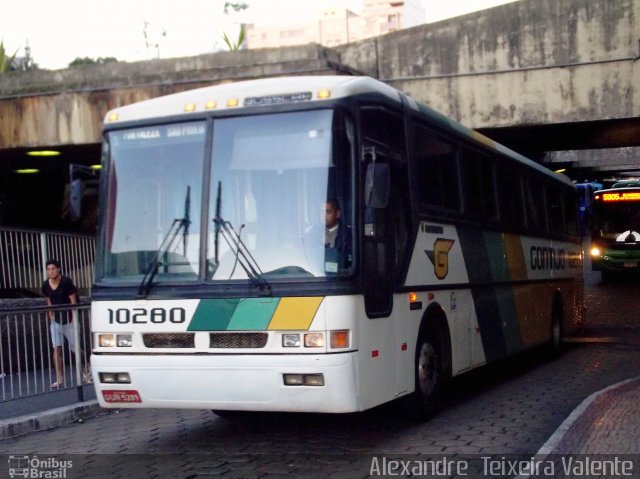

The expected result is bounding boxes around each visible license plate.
[102,390,142,403]
[623,261,637,268]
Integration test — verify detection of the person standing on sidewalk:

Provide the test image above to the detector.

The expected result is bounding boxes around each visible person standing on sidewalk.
[42,259,90,388]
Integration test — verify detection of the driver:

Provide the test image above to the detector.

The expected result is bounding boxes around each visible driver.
[324,198,352,270]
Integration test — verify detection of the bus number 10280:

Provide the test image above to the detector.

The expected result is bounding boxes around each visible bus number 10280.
[107,307,187,324]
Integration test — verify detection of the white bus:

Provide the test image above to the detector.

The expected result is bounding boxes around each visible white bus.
[91,76,583,418]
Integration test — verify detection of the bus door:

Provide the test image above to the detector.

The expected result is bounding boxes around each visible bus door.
[360,107,408,315]
[361,106,413,393]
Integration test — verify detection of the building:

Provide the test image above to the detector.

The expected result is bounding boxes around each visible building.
[360,0,425,38]
[245,0,425,49]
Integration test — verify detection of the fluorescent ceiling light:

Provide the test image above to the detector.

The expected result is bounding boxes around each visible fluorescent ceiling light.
[27,150,61,157]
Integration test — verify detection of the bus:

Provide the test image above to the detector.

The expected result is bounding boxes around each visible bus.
[91,76,583,417]
[590,187,640,280]
[575,182,602,235]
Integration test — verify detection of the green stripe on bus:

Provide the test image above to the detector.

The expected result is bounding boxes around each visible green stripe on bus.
[188,299,240,331]
[483,231,522,354]
[457,226,507,361]
[227,298,280,331]
[484,231,509,282]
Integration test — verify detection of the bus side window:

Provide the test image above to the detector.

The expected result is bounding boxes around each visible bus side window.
[524,177,547,232]
[361,107,405,153]
[462,147,496,221]
[547,184,565,234]
[564,191,579,236]
[496,164,523,229]
[361,107,406,243]
[413,124,460,213]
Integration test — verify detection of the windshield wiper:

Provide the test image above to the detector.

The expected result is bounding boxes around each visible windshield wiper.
[210,181,222,277]
[214,217,272,294]
[137,186,191,298]
[211,182,271,294]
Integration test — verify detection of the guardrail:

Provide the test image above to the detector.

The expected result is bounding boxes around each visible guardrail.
[0,303,92,403]
[0,227,95,294]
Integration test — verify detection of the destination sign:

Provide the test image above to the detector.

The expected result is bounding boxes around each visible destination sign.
[600,191,640,202]
[244,92,312,106]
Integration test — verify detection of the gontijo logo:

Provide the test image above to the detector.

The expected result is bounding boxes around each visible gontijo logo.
[530,246,582,270]
[425,239,455,279]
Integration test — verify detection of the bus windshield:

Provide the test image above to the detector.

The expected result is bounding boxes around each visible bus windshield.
[99,109,354,284]
[593,199,640,241]
[207,109,354,280]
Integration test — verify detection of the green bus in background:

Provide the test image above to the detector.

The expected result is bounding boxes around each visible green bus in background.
[590,187,640,280]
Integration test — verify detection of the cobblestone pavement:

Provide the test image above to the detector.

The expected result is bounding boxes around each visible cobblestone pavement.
[1,270,639,478]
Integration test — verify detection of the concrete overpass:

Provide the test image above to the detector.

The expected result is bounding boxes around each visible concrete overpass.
[0,0,638,229]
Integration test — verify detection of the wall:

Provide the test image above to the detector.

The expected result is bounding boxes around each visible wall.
[338,0,640,128]
[0,45,349,149]
[1,0,639,148]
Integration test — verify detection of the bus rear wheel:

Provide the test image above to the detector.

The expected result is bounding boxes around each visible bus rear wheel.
[401,332,444,421]
[550,305,563,356]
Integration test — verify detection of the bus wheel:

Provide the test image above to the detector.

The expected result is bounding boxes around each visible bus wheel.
[402,332,443,421]
[550,305,563,356]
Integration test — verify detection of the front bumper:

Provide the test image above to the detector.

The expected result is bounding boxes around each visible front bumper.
[91,351,359,412]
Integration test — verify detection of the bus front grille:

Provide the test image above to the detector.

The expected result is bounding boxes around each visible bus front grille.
[209,332,268,349]
[143,333,195,348]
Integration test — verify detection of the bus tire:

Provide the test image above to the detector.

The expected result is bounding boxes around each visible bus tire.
[402,331,445,421]
[550,302,563,357]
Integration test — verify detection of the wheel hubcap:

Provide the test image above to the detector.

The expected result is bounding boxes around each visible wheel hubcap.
[418,342,438,396]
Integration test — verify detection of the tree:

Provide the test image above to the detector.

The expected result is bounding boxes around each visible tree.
[0,40,18,73]
[143,20,167,59]
[68,57,118,68]
[223,2,248,15]
[222,2,248,51]
[222,29,246,52]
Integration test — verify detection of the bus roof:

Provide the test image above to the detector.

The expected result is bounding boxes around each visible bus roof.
[104,75,573,188]
[104,76,402,124]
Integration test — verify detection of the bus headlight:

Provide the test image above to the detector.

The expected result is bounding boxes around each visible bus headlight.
[117,334,133,347]
[590,247,602,257]
[98,334,115,348]
[304,333,324,348]
[282,334,301,348]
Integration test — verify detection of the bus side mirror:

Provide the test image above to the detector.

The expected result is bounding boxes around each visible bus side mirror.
[365,162,390,208]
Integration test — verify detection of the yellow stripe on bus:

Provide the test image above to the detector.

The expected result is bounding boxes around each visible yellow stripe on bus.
[268,297,323,330]
[503,233,527,281]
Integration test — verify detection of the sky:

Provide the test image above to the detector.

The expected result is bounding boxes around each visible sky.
[1,0,518,70]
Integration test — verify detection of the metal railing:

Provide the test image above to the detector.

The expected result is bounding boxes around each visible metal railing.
[0,303,92,402]
[0,227,95,294]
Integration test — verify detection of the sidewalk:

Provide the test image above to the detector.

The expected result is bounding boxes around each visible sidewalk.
[538,376,640,455]
[0,399,103,439]
[1,381,96,420]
